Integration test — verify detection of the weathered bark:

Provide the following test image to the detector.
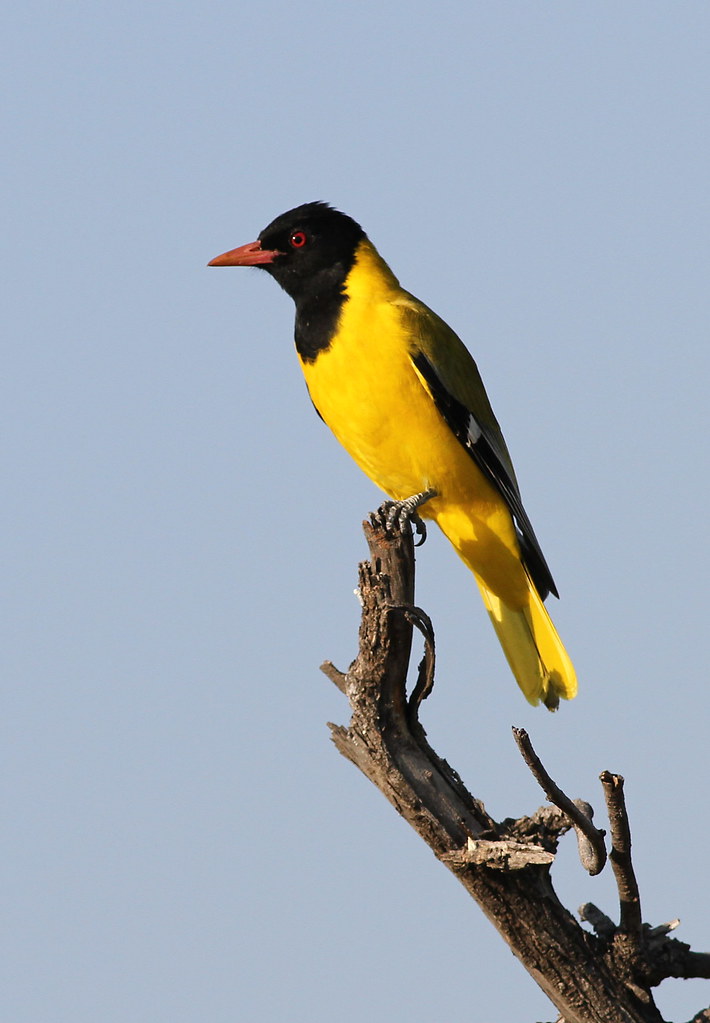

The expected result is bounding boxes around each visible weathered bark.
[323,507,710,1023]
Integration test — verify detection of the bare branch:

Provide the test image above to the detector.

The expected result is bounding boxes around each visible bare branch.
[513,727,607,876]
[402,605,435,709]
[322,504,709,1022]
[442,836,555,870]
[647,919,680,939]
[600,771,642,938]
[320,659,348,694]
[579,903,616,941]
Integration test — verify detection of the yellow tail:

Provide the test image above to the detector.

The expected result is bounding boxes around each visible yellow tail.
[475,571,577,710]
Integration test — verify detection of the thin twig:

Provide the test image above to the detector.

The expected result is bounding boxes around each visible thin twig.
[579,902,616,941]
[600,771,642,939]
[513,727,607,876]
[321,659,348,694]
[401,604,436,709]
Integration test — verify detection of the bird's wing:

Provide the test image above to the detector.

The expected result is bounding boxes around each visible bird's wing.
[398,297,558,600]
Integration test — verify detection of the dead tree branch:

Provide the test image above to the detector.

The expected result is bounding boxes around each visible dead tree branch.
[600,771,642,939]
[323,506,710,1023]
[513,726,607,876]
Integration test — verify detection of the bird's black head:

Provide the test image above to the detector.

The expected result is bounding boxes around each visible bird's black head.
[209,202,366,306]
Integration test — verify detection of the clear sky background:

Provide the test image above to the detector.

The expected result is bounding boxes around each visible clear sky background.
[5,3,710,1021]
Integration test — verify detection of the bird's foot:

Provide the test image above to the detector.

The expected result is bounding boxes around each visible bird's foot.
[380,488,438,546]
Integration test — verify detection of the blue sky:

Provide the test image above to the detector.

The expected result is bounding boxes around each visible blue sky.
[5,3,710,1020]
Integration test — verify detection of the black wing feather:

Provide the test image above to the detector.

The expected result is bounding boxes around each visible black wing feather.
[412,351,558,600]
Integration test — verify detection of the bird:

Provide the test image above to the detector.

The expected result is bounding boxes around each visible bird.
[209,202,576,709]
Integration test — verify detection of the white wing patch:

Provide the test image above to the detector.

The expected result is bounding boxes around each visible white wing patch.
[466,414,482,445]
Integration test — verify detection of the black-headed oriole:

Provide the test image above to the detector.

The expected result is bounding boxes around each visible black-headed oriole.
[209,202,576,710]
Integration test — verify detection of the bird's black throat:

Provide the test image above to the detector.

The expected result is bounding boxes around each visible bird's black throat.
[268,253,357,363]
[292,275,349,363]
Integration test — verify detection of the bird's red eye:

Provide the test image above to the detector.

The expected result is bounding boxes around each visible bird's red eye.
[289,230,307,248]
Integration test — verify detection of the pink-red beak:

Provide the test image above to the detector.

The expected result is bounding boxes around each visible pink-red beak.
[208,240,280,267]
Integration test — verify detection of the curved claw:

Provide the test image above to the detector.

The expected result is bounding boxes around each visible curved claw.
[380,488,438,543]
[412,515,427,546]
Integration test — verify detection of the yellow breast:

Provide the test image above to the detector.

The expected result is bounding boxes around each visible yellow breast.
[299,242,481,502]
[298,238,523,596]
[299,243,434,497]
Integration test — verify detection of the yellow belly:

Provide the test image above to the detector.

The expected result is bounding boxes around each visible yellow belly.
[299,271,527,606]
[301,299,443,500]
